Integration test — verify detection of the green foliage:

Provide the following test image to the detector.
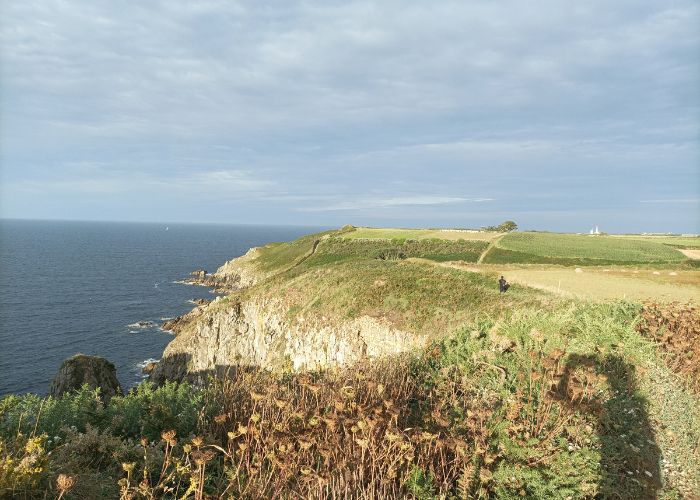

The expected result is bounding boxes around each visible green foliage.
[255,229,337,272]
[483,220,518,232]
[308,237,489,264]
[0,386,104,439]
[406,466,437,499]
[107,381,208,440]
[0,382,206,444]
[489,232,686,264]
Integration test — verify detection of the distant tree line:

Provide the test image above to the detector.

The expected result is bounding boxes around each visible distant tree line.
[482,220,518,232]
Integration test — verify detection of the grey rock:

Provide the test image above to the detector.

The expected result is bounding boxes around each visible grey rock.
[49,354,122,402]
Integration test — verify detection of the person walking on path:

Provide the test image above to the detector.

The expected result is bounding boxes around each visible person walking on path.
[498,275,508,293]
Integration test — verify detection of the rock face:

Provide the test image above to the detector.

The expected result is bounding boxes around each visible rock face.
[141,362,158,375]
[154,237,424,384]
[161,299,216,334]
[50,354,122,402]
[151,296,426,384]
[191,269,207,279]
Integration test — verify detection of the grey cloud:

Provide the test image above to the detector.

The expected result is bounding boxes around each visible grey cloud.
[298,196,493,212]
[1,0,698,231]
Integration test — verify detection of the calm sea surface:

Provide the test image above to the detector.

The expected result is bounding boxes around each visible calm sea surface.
[0,220,322,396]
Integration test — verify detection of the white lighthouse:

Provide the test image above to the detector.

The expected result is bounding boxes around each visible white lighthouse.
[589,225,601,235]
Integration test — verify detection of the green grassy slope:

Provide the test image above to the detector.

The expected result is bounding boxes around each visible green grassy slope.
[612,235,700,249]
[484,232,687,265]
[343,227,501,241]
[246,258,546,336]
[253,229,338,273]
[311,237,489,264]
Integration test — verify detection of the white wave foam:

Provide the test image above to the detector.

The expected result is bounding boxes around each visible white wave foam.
[127,321,156,329]
[136,358,159,369]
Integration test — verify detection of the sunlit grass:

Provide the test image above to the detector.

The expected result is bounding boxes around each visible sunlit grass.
[488,232,687,265]
[343,227,502,241]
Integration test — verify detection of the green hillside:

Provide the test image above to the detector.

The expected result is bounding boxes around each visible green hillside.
[484,232,687,265]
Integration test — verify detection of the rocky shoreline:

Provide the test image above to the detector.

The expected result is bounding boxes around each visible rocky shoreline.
[48,235,424,394]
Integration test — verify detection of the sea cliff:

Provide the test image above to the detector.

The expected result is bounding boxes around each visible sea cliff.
[153,227,530,382]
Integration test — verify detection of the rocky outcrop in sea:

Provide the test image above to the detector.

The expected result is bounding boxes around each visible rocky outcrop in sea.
[49,354,122,402]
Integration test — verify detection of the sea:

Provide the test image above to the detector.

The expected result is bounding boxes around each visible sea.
[0,220,323,397]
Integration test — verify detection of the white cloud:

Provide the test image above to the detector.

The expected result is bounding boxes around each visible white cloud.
[298,196,493,212]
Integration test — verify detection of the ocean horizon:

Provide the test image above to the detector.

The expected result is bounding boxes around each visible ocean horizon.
[0,219,324,396]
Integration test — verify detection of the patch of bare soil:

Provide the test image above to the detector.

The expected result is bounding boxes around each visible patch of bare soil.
[636,302,700,393]
[679,249,700,260]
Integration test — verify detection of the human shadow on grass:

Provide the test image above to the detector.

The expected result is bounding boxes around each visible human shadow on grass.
[556,353,661,499]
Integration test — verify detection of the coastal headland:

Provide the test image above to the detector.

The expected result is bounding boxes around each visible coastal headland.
[2,226,699,498]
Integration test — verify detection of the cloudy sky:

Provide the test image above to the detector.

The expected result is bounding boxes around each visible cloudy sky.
[1,1,698,232]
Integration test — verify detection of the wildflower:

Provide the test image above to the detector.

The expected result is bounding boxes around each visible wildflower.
[56,474,76,493]
[161,429,176,442]
[214,414,228,425]
[384,431,402,442]
[250,390,265,401]
[122,462,136,473]
[340,386,356,398]
[192,449,216,466]
[355,438,369,448]
[192,436,204,447]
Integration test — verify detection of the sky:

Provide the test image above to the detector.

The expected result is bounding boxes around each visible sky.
[1,1,698,233]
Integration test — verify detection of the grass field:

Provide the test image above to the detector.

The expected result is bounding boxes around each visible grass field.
[493,267,700,303]
[414,259,700,303]
[612,235,700,249]
[309,237,489,264]
[343,227,501,241]
[487,232,687,265]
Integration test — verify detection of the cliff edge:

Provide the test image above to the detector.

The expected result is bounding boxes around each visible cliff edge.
[154,227,544,382]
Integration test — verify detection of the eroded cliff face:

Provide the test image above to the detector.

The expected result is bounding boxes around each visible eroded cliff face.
[152,295,426,384]
[209,247,267,290]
